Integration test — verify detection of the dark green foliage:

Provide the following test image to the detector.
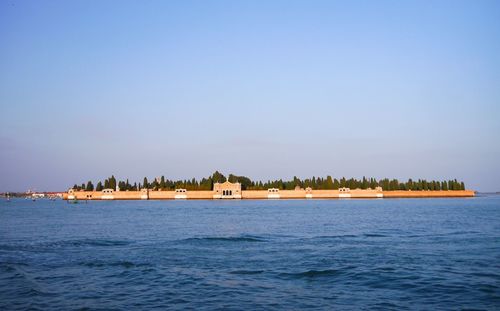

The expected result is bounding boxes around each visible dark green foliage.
[333,179,340,190]
[109,175,116,190]
[325,176,334,189]
[228,174,252,190]
[85,181,94,191]
[211,171,226,183]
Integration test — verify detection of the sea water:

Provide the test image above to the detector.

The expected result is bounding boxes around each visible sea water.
[1,196,499,310]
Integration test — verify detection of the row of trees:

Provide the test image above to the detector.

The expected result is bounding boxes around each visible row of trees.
[72,172,466,192]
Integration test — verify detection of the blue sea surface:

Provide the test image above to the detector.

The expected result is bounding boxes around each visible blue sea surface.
[1,196,499,310]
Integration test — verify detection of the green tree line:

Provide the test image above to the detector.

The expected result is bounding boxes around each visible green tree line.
[72,171,466,191]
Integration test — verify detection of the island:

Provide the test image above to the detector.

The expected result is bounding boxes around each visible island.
[63,172,474,200]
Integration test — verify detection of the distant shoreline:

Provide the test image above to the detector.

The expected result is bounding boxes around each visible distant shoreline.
[64,188,475,201]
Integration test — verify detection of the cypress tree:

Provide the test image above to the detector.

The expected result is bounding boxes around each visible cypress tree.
[333,179,340,190]
[361,176,368,189]
[325,176,334,189]
[110,175,116,190]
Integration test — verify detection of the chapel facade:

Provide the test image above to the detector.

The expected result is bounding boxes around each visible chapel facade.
[213,180,242,199]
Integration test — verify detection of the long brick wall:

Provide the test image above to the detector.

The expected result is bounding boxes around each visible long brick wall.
[382,190,474,198]
[63,189,475,200]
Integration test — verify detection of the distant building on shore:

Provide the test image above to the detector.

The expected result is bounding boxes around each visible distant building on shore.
[213,180,241,199]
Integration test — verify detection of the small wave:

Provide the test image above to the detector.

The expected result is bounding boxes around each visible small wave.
[229,269,264,275]
[477,284,499,294]
[279,269,340,279]
[24,286,58,297]
[183,235,266,243]
[0,261,28,268]
[314,234,357,239]
[0,264,17,273]
[363,233,388,238]
[62,239,132,247]
[0,239,132,251]
[407,231,480,238]
[80,261,150,269]
[375,266,396,272]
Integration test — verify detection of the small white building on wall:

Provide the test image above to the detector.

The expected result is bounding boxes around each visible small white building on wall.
[267,188,280,199]
[101,189,114,200]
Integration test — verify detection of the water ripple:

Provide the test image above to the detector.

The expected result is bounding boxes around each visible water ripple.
[279,268,344,279]
[182,235,267,243]
[0,239,132,251]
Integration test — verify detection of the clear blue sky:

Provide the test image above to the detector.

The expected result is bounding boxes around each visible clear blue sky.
[1,0,499,192]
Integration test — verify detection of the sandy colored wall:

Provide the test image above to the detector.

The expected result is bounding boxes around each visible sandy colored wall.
[114,191,143,199]
[145,190,216,200]
[280,190,309,198]
[241,190,269,199]
[242,190,317,199]
[148,191,176,200]
[242,190,382,199]
[184,191,216,199]
[382,190,475,198]
[64,191,143,200]
[64,189,475,200]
